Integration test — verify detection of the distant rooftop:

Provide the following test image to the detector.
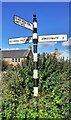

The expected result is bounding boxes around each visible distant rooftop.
[52,48,61,56]
[2,49,29,58]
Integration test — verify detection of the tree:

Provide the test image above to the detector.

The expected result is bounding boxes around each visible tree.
[2,60,8,71]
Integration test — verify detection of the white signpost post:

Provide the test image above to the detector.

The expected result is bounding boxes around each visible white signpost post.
[9,15,67,97]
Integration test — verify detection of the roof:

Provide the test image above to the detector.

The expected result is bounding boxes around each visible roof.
[2,49,29,58]
[52,48,61,56]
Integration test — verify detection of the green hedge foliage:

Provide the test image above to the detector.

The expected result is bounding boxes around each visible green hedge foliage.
[1,54,70,119]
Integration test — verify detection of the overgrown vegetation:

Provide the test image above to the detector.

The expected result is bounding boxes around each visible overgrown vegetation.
[1,53,70,119]
[2,60,8,71]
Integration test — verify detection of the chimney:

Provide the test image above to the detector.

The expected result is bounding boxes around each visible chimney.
[53,48,61,56]
[28,46,32,59]
[54,48,58,53]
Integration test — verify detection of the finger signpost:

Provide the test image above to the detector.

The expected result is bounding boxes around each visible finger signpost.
[9,14,67,97]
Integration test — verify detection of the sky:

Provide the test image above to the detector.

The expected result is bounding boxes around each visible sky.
[1,2,71,59]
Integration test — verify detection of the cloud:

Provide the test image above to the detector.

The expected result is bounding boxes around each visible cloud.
[62,37,71,47]
[2,48,20,50]
[39,42,57,48]
[60,52,69,58]
[58,50,71,60]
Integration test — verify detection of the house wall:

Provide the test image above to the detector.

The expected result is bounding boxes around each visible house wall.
[3,58,12,64]
[3,58,27,66]
[20,58,27,65]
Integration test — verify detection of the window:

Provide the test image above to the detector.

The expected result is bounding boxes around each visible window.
[12,58,14,62]
[12,58,20,62]
[18,58,20,62]
[15,58,17,62]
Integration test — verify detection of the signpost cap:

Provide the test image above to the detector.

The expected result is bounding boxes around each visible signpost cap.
[33,14,36,18]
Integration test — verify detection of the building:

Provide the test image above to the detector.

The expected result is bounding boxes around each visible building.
[52,48,61,57]
[0,48,2,70]
[2,46,32,66]
[0,48,1,61]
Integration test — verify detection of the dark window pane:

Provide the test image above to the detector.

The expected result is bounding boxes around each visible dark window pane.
[18,58,20,62]
[15,58,17,62]
[12,58,14,62]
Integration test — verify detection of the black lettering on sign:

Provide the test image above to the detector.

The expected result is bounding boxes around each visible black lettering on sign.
[22,20,26,24]
[27,22,31,26]
[62,37,64,39]
[20,39,24,42]
[18,18,21,21]
[55,37,59,39]
[14,40,19,42]
[21,20,26,26]
[42,37,49,40]
[21,23,25,26]
[15,21,19,24]
[10,41,12,43]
